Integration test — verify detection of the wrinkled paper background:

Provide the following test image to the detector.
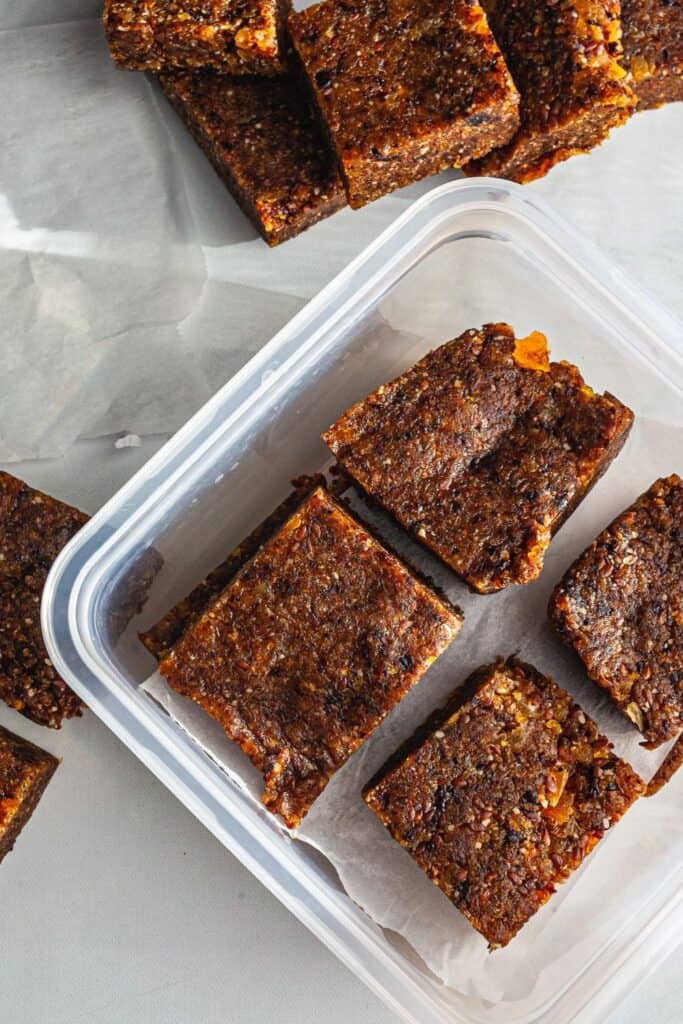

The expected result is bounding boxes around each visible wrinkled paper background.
[3,0,683,1006]
[1,2,682,459]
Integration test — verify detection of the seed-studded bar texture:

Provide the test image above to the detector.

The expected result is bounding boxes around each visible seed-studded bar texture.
[465,0,635,183]
[0,472,88,728]
[103,0,292,75]
[621,0,683,108]
[140,475,325,659]
[324,324,634,594]
[549,475,683,748]
[0,725,58,865]
[287,0,520,208]
[364,658,644,948]
[159,72,345,246]
[647,735,683,795]
[159,486,463,827]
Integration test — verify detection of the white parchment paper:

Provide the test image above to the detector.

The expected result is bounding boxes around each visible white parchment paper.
[0,17,206,459]
[1,4,682,460]
[140,414,682,1005]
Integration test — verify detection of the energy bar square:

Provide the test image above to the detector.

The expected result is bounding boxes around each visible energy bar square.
[324,324,633,593]
[0,472,88,728]
[466,0,635,182]
[364,658,644,947]
[549,475,683,748]
[158,486,463,826]
[287,0,519,207]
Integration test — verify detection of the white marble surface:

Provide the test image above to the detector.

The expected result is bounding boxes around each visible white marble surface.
[1,4,683,1019]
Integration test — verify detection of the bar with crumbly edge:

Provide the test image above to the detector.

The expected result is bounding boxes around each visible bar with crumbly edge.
[0,472,88,728]
[647,735,683,795]
[287,0,519,208]
[465,0,635,182]
[324,324,633,593]
[158,72,346,246]
[140,475,325,659]
[103,0,292,75]
[549,475,683,748]
[621,0,683,108]
[364,657,644,948]
[158,485,463,827]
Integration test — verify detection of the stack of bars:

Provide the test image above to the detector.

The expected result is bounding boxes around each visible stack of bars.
[102,0,682,245]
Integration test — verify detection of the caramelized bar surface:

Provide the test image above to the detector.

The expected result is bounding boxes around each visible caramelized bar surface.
[364,658,644,948]
[0,725,58,865]
[104,0,292,74]
[466,0,635,182]
[288,0,519,208]
[621,0,683,108]
[159,486,463,826]
[159,72,345,245]
[550,475,683,748]
[0,472,88,728]
[141,475,324,659]
[647,735,683,795]
[324,324,633,593]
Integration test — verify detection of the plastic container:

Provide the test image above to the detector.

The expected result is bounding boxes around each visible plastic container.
[43,179,683,1024]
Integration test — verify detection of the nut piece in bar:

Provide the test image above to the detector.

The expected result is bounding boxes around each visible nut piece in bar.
[159,72,346,246]
[621,0,683,108]
[140,474,325,659]
[0,472,88,728]
[0,725,59,865]
[364,658,644,948]
[103,0,292,75]
[287,0,520,208]
[324,324,634,593]
[465,0,635,182]
[159,486,463,827]
[549,475,683,748]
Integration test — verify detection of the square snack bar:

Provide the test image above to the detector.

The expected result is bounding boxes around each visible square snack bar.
[103,0,291,75]
[324,324,634,593]
[0,725,58,865]
[466,0,635,182]
[621,0,683,108]
[364,658,644,948]
[159,73,345,246]
[0,472,88,728]
[287,0,520,208]
[158,486,463,827]
[549,475,683,748]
